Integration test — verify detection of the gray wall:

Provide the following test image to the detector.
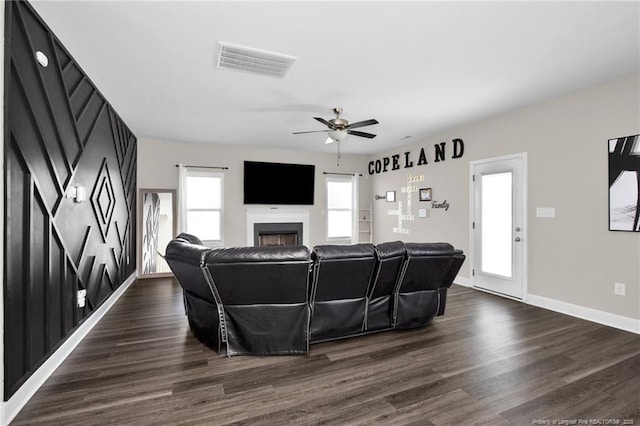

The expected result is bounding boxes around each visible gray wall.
[137,74,640,323]
[137,138,372,248]
[369,73,640,321]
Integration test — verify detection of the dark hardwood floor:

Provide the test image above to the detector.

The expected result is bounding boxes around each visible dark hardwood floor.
[12,278,640,425]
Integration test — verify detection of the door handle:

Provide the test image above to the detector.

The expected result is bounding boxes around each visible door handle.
[514,237,521,242]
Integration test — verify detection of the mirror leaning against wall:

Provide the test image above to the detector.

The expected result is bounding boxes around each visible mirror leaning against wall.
[139,188,177,278]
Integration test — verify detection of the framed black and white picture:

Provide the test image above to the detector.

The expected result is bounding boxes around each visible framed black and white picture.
[419,188,432,202]
[608,134,640,232]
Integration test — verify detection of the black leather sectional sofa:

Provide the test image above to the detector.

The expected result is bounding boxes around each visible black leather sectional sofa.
[165,233,465,356]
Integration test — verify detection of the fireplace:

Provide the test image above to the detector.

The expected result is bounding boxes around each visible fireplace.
[246,208,310,247]
[254,222,303,247]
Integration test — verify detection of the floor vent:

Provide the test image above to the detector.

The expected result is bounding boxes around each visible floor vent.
[217,42,296,78]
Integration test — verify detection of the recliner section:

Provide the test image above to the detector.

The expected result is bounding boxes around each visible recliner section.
[394,243,457,329]
[309,244,375,343]
[165,236,465,356]
[205,245,311,356]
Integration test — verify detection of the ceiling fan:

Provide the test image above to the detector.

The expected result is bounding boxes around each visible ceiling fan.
[293,108,379,144]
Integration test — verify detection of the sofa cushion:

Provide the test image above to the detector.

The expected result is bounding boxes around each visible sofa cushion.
[370,241,406,299]
[375,241,406,259]
[405,242,455,257]
[311,244,375,301]
[311,243,375,261]
[206,245,310,263]
[206,246,311,305]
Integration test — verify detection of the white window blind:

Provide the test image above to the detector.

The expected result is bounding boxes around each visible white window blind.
[183,168,224,245]
[326,177,354,240]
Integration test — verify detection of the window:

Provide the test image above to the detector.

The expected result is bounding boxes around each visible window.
[326,177,354,239]
[184,169,223,245]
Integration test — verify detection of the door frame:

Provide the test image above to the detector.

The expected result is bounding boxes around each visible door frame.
[469,153,528,301]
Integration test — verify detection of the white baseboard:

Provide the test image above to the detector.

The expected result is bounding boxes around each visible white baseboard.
[453,275,471,287]
[454,277,638,335]
[526,293,640,335]
[1,273,137,426]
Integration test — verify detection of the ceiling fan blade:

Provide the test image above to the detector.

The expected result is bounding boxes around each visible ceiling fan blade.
[346,119,378,129]
[292,130,330,135]
[324,137,335,144]
[347,130,377,139]
[314,117,335,129]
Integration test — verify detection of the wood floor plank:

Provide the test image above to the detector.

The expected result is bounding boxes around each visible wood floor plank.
[11,279,640,425]
[500,354,640,424]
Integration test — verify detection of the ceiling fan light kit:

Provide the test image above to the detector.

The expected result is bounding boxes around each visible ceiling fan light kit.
[327,129,347,143]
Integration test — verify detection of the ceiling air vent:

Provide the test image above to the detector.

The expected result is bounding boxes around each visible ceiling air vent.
[217,42,296,79]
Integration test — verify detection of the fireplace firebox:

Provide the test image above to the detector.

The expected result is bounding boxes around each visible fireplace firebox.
[254,222,303,247]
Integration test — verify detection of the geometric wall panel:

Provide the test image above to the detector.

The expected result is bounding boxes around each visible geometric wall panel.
[4,1,137,399]
[91,158,116,242]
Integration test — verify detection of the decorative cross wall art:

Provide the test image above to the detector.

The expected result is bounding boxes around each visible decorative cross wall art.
[388,173,425,234]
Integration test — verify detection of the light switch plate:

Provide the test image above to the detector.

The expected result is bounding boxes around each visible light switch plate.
[418,209,427,218]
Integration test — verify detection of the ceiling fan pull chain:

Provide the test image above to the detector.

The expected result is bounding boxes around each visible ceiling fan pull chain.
[337,140,341,166]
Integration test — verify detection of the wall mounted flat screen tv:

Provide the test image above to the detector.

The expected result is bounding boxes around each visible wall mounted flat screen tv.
[244,161,315,205]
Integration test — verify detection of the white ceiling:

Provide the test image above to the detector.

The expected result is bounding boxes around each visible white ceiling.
[31,1,640,155]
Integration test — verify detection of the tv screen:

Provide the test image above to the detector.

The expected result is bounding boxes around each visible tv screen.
[244,161,315,205]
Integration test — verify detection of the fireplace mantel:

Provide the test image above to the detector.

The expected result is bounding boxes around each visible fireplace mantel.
[246,207,310,247]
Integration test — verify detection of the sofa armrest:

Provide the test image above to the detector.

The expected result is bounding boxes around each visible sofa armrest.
[175,232,204,246]
[166,239,210,266]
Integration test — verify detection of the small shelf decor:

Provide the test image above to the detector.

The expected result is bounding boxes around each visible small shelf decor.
[358,205,373,242]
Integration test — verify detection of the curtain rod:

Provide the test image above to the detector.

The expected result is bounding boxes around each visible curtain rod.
[175,165,229,170]
[323,172,362,176]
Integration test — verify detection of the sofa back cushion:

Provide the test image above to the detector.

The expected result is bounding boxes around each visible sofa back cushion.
[399,243,456,292]
[309,244,375,341]
[369,241,406,299]
[206,245,311,305]
[311,244,375,301]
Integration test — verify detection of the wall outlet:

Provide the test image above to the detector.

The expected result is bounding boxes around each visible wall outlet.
[614,282,626,296]
[77,289,87,308]
[536,207,556,218]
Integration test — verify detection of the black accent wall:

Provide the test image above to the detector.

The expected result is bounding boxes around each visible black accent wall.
[4,1,137,399]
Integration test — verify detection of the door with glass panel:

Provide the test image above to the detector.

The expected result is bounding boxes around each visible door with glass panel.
[471,154,526,299]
